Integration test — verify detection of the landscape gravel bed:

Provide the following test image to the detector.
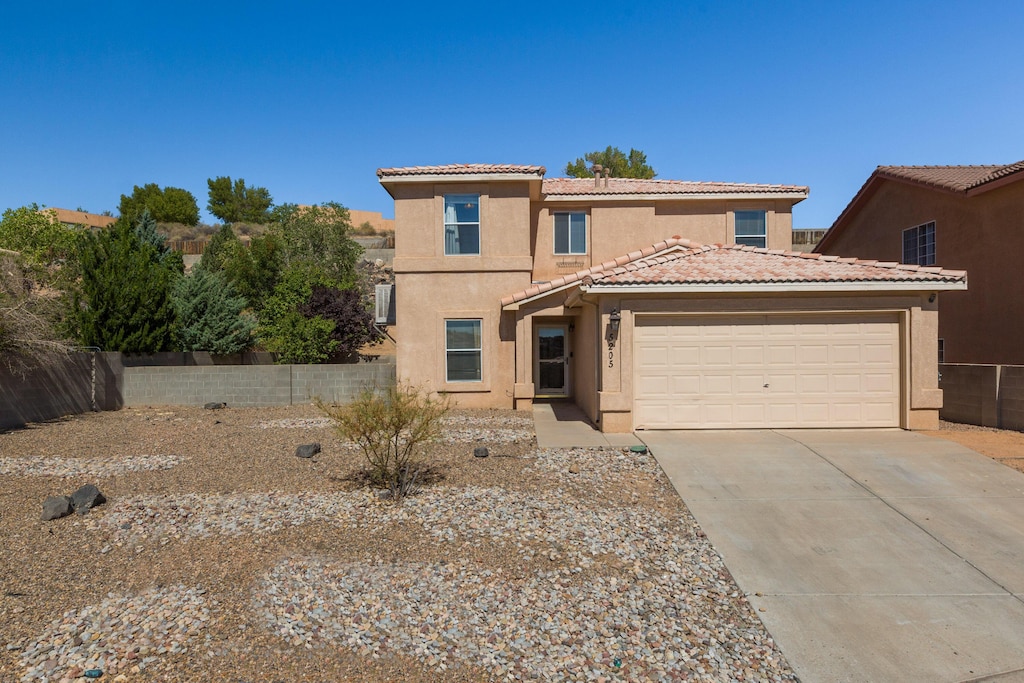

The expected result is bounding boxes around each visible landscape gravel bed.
[0,405,795,682]
[0,454,184,478]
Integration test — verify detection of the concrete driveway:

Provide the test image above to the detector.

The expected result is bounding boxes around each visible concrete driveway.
[642,429,1024,683]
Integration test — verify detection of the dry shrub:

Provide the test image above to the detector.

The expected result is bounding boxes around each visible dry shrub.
[317,384,450,500]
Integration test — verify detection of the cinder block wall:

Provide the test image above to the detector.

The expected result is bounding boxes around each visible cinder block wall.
[0,354,95,431]
[121,361,395,407]
[999,366,1024,431]
[1,354,396,430]
[939,364,1000,427]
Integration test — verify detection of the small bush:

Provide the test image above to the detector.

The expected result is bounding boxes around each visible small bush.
[317,384,450,500]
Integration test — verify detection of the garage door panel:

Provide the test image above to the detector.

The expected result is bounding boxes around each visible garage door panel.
[798,373,830,394]
[703,374,734,394]
[634,313,900,429]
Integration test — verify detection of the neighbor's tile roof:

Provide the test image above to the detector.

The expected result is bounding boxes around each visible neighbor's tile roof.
[875,160,1024,192]
[377,164,546,178]
[542,177,808,196]
[501,239,965,306]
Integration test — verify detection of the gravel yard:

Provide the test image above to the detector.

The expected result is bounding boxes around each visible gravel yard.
[0,405,796,682]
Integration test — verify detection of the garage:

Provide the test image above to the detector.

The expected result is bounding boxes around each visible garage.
[634,313,901,429]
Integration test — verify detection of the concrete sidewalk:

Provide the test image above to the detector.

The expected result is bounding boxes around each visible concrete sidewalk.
[532,402,643,449]
[642,429,1024,683]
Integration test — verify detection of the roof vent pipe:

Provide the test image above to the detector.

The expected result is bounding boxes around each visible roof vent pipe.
[604,169,610,188]
[592,164,603,188]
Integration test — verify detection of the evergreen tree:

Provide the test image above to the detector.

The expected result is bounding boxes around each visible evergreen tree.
[172,269,255,354]
[565,146,656,179]
[195,223,241,274]
[134,209,173,262]
[71,220,176,352]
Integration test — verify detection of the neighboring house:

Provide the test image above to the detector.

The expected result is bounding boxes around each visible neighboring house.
[348,209,395,235]
[46,208,117,230]
[378,164,965,432]
[790,228,827,253]
[816,161,1024,365]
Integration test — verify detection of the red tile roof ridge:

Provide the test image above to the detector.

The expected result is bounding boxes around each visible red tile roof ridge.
[500,236,702,305]
[377,163,546,178]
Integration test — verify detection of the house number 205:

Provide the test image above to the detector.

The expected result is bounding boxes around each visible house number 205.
[607,340,615,368]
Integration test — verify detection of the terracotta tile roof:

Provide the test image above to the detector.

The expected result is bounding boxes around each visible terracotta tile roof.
[501,239,966,306]
[542,177,808,196]
[875,161,1024,192]
[500,237,698,306]
[585,244,967,286]
[377,164,546,178]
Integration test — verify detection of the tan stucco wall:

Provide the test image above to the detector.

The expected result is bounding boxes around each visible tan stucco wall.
[531,199,796,281]
[391,181,534,408]
[821,179,1024,364]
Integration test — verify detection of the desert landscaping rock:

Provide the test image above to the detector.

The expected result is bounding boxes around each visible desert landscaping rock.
[473,447,489,458]
[203,402,227,410]
[0,454,184,478]
[294,443,321,459]
[0,405,800,681]
[70,484,106,514]
[41,496,74,521]
[17,585,213,683]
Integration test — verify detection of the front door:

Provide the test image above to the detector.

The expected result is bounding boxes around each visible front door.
[536,325,569,397]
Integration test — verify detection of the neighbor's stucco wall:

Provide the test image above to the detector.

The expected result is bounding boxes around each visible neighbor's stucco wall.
[820,179,1024,364]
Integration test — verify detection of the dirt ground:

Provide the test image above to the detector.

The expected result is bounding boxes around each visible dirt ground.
[925,420,1024,474]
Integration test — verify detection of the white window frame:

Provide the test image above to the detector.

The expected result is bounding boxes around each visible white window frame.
[444,194,480,256]
[902,221,936,265]
[553,212,587,255]
[734,210,767,248]
[445,319,482,383]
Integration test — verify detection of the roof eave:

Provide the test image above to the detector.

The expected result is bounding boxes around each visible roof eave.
[582,281,967,294]
[544,191,809,203]
[379,172,545,185]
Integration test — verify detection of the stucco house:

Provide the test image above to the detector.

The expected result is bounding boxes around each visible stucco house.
[378,164,966,432]
[814,161,1023,365]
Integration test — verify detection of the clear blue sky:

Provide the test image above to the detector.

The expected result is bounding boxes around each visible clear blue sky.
[2,1,1021,229]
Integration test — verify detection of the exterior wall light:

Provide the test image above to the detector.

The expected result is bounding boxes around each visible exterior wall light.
[609,308,621,336]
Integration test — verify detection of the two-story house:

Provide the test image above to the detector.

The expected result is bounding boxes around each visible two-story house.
[815,161,1024,365]
[378,164,966,432]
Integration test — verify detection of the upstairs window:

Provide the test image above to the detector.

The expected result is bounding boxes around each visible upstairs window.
[446,319,482,382]
[444,194,480,255]
[734,210,767,248]
[903,221,936,265]
[553,212,587,254]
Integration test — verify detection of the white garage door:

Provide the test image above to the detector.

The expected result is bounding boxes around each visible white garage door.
[634,313,901,429]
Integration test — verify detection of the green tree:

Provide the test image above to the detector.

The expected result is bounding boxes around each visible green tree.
[0,205,82,270]
[71,219,177,352]
[269,202,362,287]
[298,285,383,359]
[565,146,656,179]
[257,264,339,363]
[206,176,273,224]
[196,223,242,274]
[132,209,184,272]
[223,232,284,310]
[172,269,255,354]
[119,184,200,225]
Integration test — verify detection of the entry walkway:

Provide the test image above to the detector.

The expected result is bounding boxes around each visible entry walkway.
[532,402,643,449]
[643,429,1024,683]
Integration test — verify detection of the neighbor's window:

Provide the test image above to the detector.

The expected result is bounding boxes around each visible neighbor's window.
[446,319,482,382]
[903,221,936,265]
[734,210,767,248]
[553,212,587,254]
[444,194,480,255]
